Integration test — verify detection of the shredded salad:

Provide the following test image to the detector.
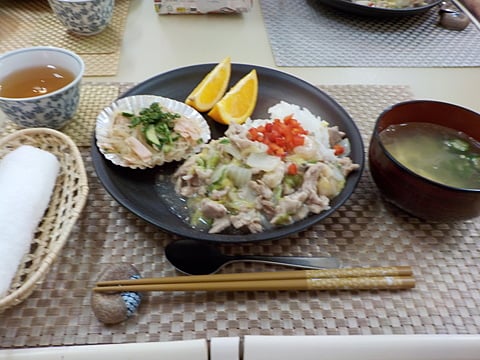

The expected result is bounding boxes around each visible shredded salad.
[98,99,210,168]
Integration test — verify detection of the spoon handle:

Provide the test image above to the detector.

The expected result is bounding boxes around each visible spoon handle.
[229,255,341,270]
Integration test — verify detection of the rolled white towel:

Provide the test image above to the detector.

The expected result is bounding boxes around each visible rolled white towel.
[0,145,60,297]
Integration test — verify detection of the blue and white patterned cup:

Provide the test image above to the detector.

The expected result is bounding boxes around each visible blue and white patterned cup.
[48,0,115,36]
[0,47,85,129]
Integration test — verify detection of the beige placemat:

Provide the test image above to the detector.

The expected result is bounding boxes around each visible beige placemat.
[31,15,119,54]
[1,84,479,349]
[0,0,131,76]
[0,82,126,146]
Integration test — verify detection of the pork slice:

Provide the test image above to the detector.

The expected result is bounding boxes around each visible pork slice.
[226,123,267,154]
[209,216,231,234]
[301,163,323,192]
[328,126,345,147]
[230,210,264,233]
[200,198,227,218]
[225,123,255,150]
[271,190,308,224]
[301,163,331,213]
[210,188,229,200]
[338,157,360,176]
[249,180,273,199]
[259,199,276,218]
[125,136,152,162]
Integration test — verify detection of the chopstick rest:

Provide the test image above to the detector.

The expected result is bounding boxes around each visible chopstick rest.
[93,266,415,293]
[91,263,143,325]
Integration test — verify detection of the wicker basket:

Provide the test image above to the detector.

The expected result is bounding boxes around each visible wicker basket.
[0,128,89,312]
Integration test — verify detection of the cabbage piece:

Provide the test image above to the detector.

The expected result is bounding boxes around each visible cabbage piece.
[246,152,281,172]
[226,165,252,188]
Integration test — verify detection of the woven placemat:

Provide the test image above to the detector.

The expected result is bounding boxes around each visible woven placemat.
[259,0,480,67]
[1,84,480,349]
[0,0,131,76]
[0,83,124,147]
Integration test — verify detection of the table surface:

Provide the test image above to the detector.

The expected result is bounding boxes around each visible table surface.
[103,0,480,113]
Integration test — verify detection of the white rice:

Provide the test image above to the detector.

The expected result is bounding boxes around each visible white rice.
[0,145,59,297]
[244,101,336,161]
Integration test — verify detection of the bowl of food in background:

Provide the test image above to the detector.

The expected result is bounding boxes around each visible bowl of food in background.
[0,46,84,129]
[368,100,480,221]
[316,0,443,17]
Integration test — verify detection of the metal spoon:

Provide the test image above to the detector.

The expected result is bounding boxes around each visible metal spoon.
[164,239,341,275]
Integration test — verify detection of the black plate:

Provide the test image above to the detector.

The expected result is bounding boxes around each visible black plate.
[316,0,442,17]
[91,63,365,243]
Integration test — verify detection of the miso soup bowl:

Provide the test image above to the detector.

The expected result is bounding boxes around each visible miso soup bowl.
[0,46,84,129]
[368,100,480,221]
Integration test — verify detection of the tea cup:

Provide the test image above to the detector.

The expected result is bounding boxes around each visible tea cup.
[48,0,115,36]
[0,46,85,129]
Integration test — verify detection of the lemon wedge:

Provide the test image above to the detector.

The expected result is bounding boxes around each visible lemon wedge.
[207,69,258,125]
[185,57,231,112]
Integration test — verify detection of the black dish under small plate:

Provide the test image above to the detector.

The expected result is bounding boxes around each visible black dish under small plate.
[91,63,365,243]
[316,0,442,17]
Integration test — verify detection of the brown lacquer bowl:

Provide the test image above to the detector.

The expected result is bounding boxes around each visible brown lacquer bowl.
[369,100,480,221]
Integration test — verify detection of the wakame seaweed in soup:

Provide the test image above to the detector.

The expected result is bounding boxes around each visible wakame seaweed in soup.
[379,122,480,189]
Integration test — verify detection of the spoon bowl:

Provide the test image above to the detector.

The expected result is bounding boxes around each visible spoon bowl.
[164,239,341,275]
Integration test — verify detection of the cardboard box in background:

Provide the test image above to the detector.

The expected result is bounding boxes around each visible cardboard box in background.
[154,0,253,14]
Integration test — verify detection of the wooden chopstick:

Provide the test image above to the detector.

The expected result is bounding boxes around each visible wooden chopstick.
[93,266,415,293]
[96,266,413,286]
[93,276,415,293]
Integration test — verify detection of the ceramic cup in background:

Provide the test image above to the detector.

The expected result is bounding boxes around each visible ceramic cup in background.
[0,46,85,129]
[48,0,115,36]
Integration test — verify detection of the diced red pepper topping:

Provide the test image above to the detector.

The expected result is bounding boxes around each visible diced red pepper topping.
[247,115,308,158]
[333,144,345,156]
[287,163,298,175]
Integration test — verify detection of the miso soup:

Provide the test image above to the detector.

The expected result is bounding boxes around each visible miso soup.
[379,122,480,189]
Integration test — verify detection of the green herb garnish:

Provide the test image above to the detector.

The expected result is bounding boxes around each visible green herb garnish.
[124,102,180,150]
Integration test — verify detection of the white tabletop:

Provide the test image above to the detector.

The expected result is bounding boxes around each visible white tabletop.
[101,0,480,113]
[2,335,480,359]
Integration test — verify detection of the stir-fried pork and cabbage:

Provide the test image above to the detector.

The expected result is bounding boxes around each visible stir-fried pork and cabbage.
[172,102,359,234]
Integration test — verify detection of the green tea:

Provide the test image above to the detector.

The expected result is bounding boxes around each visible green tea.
[379,122,480,189]
[0,64,74,99]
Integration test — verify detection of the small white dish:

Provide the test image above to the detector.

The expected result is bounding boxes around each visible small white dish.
[95,95,211,169]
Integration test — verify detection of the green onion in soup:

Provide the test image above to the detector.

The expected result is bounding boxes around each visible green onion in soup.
[379,122,480,189]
